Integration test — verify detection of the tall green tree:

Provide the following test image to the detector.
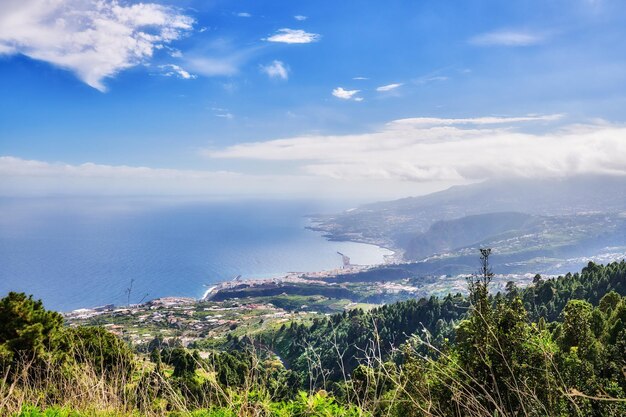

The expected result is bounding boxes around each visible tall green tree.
[0,292,63,367]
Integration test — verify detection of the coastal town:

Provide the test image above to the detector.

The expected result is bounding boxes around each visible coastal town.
[64,260,538,349]
[64,295,323,348]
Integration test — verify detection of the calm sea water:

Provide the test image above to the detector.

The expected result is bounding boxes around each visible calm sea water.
[0,198,391,311]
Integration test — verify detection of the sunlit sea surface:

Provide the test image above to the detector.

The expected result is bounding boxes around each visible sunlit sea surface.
[0,198,392,311]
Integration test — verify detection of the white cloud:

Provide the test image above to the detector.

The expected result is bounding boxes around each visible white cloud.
[158,64,196,79]
[265,29,320,44]
[236,12,251,17]
[470,30,545,46]
[0,0,194,91]
[215,113,234,119]
[6,115,626,200]
[260,60,289,80]
[353,76,369,80]
[332,87,360,100]
[205,114,626,183]
[294,15,307,21]
[376,83,403,92]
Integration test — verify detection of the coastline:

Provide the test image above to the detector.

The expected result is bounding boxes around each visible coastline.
[305,219,403,263]
[199,224,401,304]
[201,286,217,300]
[63,235,399,314]
[63,263,379,318]
[4,198,402,313]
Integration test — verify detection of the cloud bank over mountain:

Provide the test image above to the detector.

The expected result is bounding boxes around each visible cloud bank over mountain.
[207,116,626,183]
[3,115,625,199]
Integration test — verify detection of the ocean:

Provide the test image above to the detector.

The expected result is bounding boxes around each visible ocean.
[0,197,392,311]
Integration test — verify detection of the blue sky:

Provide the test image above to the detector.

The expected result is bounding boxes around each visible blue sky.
[1,0,626,200]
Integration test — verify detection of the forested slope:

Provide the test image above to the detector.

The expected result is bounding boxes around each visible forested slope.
[270,260,626,380]
[3,258,626,416]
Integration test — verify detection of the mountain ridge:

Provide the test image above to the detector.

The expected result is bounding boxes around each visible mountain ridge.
[310,175,626,274]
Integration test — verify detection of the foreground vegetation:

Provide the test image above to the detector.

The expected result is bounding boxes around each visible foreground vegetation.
[2,254,626,416]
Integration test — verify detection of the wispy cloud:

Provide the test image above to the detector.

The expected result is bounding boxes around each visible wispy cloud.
[182,37,261,78]
[353,76,369,80]
[332,87,361,100]
[0,156,235,180]
[0,156,240,196]
[0,0,194,92]
[203,114,626,184]
[294,15,308,21]
[167,48,183,58]
[0,156,349,198]
[470,30,545,46]
[236,12,252,17]
[210,107,234,119]
[158,64,196,80]
[185,56,240,77]
[265,29,320,44]
[415,76,449,85]
[411,67,454,85]
[376,83,403,92]
[389,114,563,127]
[260,60,289,80]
